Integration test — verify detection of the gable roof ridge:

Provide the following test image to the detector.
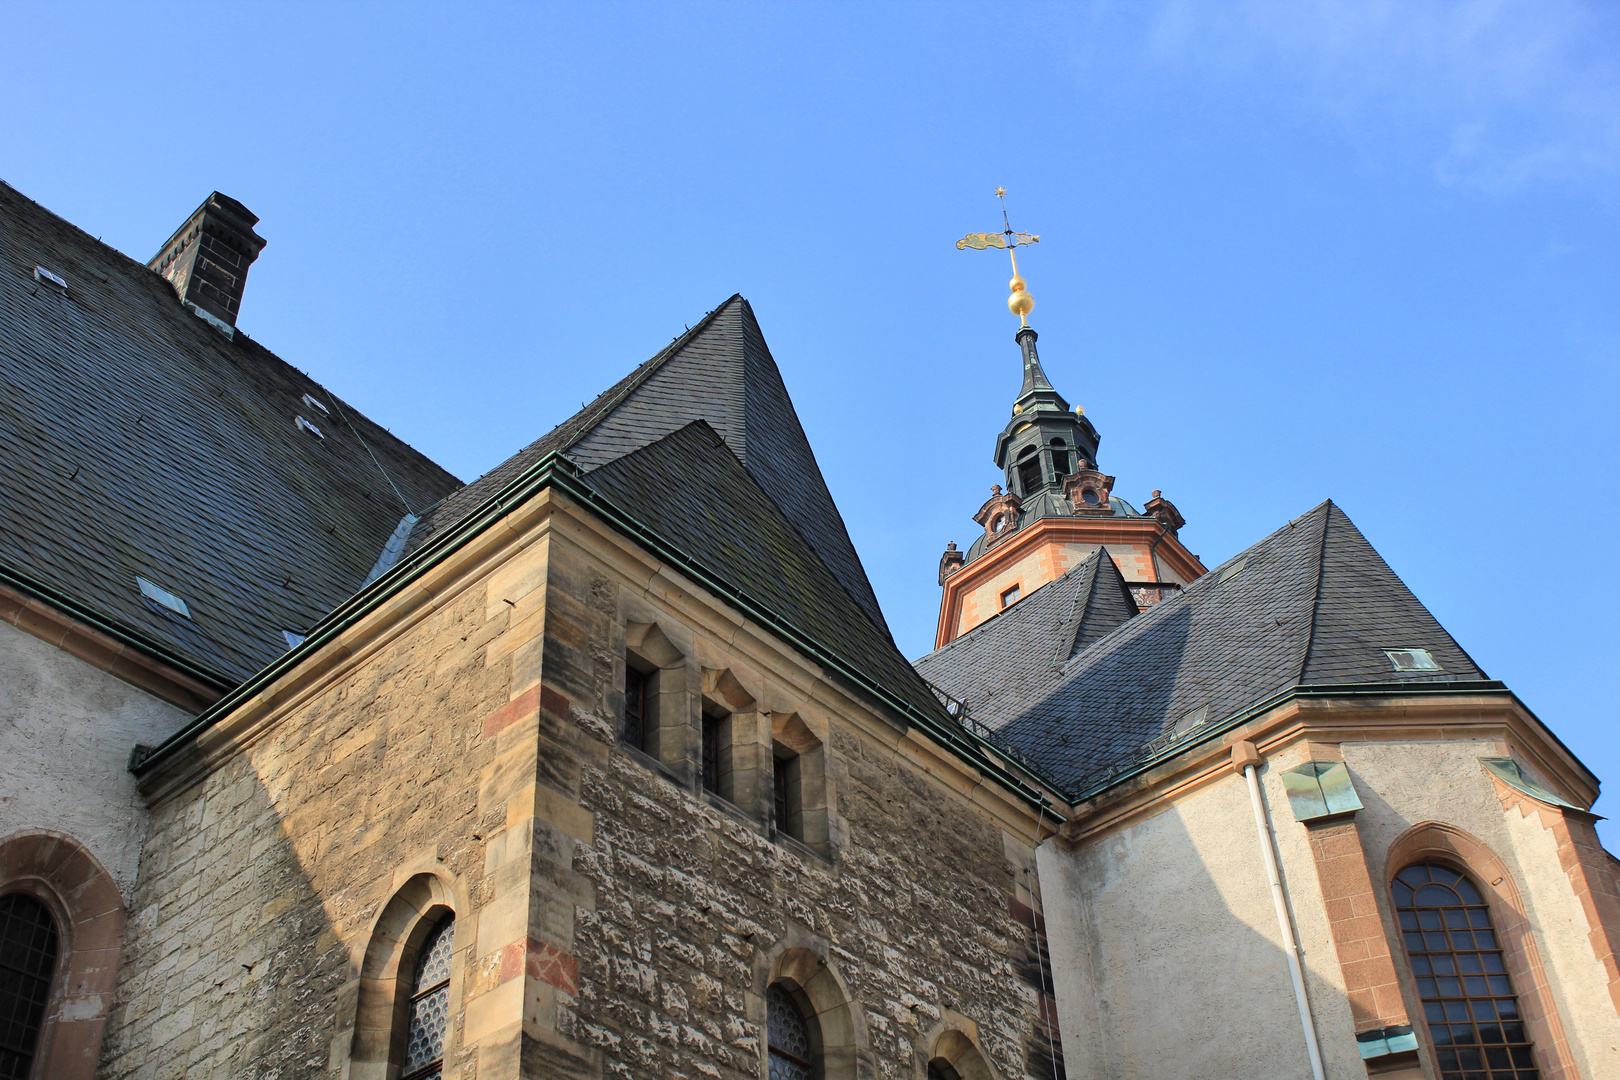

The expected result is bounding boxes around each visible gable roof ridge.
[558,295,742,458]
[590,416,900,659]
[1296,499,1335,684]
[1050,550,1103,669]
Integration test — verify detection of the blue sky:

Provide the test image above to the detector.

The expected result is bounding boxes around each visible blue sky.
[6,2,1618,835]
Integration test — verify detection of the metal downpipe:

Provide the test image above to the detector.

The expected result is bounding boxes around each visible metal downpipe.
[1243,755,1327,1080]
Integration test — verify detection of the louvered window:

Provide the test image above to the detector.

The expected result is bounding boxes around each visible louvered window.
[767,985,815,1080]
[0,893,59,1080]
[1393,864,1537,1080]
[402,915,454,1080]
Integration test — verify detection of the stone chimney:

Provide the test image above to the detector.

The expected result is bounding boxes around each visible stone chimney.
[148,193,265,330]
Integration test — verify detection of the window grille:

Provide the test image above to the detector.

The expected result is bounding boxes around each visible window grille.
[402,915,454,1080]
[767,985,814,1080]
[623,667,648,751]
[1393,864,1537,1080]
[0,893,59,1080]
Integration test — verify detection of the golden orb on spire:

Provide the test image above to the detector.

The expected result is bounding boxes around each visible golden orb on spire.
[1007,274,1034,318]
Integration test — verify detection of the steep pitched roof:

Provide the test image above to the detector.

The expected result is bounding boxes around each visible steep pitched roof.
[406,295,889,632]
[914,549,1137,729]
[582,422,940,721]
[0,182,461,684]
[916,501,1489,795]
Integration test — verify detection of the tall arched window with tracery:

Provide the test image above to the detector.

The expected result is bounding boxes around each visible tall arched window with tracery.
[0,893,60,1080]
[402,914,454,1080]
[1393,864,1538,1080]
[767,984,817,1080]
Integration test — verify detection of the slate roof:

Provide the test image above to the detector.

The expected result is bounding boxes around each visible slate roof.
[406,294,889,633]
[916,500,1489,795]
[0,182,461,684]
[581,422,942,722]
[915,548,1137,724]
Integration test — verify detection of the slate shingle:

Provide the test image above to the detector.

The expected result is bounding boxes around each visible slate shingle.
[406,294,889,634]
[582,422,942,722]
[915,501,1490,795]
[0,182,461,683]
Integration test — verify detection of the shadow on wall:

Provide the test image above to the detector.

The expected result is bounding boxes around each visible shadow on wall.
[1047,783,1348,1080]
[96,760,345,1077]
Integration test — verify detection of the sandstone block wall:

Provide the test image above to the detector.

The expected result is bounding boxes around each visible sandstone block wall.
[99,497,1058,1080]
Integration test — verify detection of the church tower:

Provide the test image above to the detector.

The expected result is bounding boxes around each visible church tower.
[936,199,1207,646]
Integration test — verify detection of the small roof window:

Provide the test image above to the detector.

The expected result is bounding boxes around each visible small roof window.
[295,415,325,439]
[1217,557,1248,584]
[33,266,67,290]
[1174,705,1209,734]
[136,576,190,618]
[301,393,329,414]
[282,629,307,649]
[1385,648,1441,672]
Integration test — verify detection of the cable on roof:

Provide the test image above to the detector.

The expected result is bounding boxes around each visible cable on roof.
[326,392,416,516]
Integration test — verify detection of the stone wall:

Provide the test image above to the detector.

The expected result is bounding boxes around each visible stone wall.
[100,495,1057,1080]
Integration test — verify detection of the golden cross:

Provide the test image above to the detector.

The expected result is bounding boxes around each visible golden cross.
[957,188,1038,326]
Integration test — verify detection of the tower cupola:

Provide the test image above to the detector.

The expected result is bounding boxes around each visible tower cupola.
[935,189,1209,647]
[993,327,1100,500]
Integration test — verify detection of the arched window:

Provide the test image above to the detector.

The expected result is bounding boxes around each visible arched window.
[0,893,60,1079]
[402,915,454,1080]
[1393,864,1537,1080]
[767,984,817,1080]
[1049,437,1070,478]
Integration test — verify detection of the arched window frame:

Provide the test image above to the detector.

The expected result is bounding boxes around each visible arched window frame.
[1384,823,1580,1080]
[345,870,464,1080]
[0,831,125,1080]
[758,943,868,1080]
[926,1027,998,1080]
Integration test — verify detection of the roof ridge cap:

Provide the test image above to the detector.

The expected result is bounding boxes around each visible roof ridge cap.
[557,297,742,458]
[1296,500,1333,684]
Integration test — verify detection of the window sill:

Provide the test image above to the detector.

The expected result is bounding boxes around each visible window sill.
[772,829,836,869]
[618,740,689,789]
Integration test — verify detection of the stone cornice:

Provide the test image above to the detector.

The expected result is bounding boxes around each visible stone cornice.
[1056,690,1599,851]
[0,575,224,714]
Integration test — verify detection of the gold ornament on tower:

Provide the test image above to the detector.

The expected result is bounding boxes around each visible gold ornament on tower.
[956,187,1039,327]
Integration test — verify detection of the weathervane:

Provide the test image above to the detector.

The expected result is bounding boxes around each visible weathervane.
[956,187,1039,326]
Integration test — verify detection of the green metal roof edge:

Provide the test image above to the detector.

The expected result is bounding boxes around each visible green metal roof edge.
[1069,679,1516,804]
[0,561,235,694]
[131,452,1055,809]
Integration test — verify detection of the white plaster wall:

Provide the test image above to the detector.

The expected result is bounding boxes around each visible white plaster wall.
[1038,763,1365,1080]
[0,620,190,900]
[1347,739,1620,1079]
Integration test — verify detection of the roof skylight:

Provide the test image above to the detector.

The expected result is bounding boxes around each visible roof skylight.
[1385,648,1441,672]
[1218,558,1248,584]
[136,576,190,618]
[295,415,325,439]
[282,629,306,649]
[301,393,329,414]
[33,266,67,290]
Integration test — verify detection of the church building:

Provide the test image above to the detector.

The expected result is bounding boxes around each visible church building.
[1,182,1616,1080]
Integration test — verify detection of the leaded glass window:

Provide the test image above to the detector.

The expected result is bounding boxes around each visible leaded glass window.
[767,985,813,1080]
[0,893,59,1080]
[403,915,454,1080]
[1393,864,1538,1080]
